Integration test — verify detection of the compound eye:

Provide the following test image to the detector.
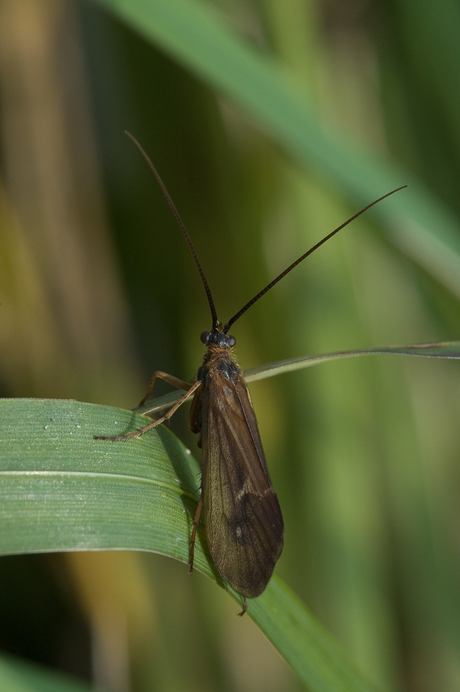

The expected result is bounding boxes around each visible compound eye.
[228,334,236,347]
[200,331,210,345]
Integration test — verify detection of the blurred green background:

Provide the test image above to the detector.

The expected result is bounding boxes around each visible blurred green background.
[1,0,460,690]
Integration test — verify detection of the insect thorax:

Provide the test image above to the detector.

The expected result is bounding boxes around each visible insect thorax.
[198,342,241,386]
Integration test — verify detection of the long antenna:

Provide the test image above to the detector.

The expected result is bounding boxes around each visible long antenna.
[125,131,218,326]
[223,185,407,332]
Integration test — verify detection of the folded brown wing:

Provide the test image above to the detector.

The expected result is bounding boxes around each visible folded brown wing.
[200,367,284,598]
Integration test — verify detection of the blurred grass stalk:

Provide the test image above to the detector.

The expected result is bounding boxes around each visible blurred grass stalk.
[0,0,142,405]
[1,0,460,691]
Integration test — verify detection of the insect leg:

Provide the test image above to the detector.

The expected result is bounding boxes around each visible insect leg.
[95,379,202,441]
[237,599,248,617]
[139,370,192,406]
[188,494,203,574]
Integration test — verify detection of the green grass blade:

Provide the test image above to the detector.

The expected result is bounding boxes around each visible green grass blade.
[251,578,380,692]
[245,340,460,381]
[94,0,460,296]
[0,398,207,569]
[0,398,380,692]
[138,341,460,414]
[0,653,95,692]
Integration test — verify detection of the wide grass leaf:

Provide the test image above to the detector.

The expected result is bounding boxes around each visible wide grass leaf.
[95,0,460,297]
[0,398,379,692]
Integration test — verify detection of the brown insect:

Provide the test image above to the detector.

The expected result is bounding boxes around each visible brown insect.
[97,133,406,614]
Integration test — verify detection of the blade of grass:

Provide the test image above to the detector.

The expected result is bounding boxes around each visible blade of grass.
[137,341,460,414]
[251,578,381,692]
[0,653,95,692]
[245,340,460,381]
[0,398,381,692]
[94,0,460,297]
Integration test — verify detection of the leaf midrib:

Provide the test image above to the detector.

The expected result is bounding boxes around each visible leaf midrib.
[0,469,197,501]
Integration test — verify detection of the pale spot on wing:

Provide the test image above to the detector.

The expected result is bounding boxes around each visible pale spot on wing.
[235,481,249,501]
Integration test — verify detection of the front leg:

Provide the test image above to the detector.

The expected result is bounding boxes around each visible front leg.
[96,379,202,441]
[139,370,192,406]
